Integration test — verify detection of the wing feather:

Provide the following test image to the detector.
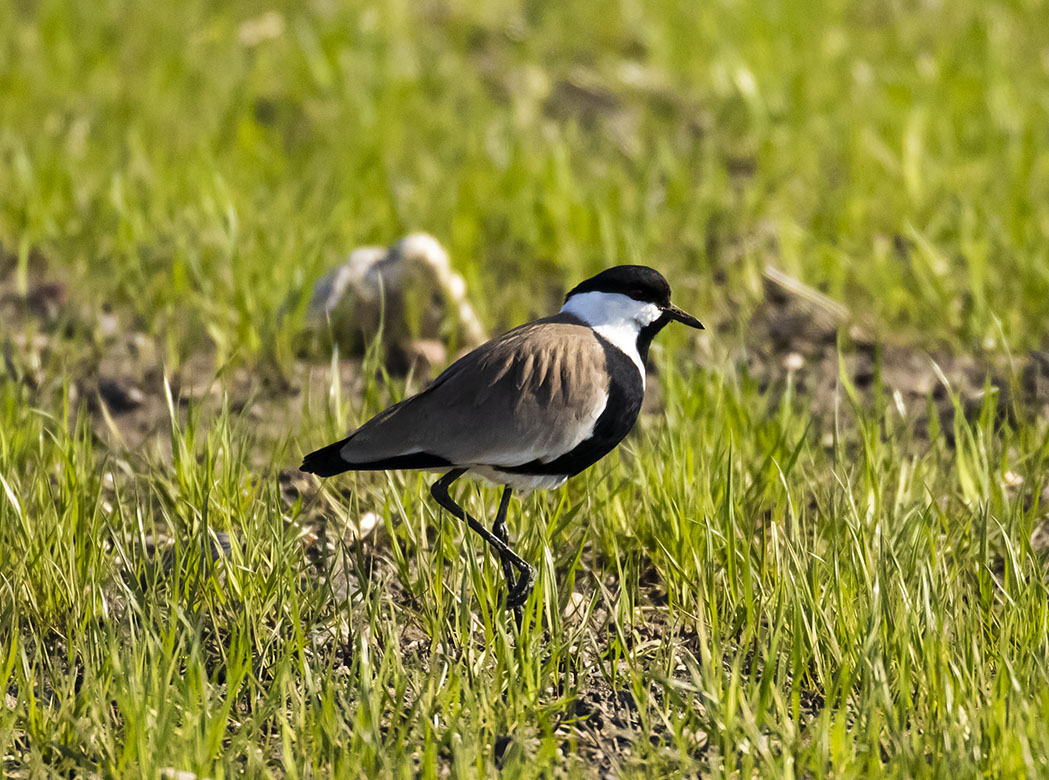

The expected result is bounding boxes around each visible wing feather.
[337,315,610,468]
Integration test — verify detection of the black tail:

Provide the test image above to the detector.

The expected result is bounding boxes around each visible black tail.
[300,438,454,477]
[300,437,355,477]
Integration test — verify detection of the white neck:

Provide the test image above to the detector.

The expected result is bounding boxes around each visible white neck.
[560,291,662,383]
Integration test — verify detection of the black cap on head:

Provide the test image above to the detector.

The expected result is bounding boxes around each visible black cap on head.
[564,265,672,306]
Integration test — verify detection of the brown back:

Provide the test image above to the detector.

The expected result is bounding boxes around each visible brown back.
[339,315,611,467]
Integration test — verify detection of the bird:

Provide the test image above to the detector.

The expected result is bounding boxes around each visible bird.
[301,265,703,609]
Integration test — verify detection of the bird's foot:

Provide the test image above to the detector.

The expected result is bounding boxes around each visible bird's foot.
[505,563,536,609]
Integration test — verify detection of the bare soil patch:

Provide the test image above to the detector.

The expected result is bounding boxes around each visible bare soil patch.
[744,266,1049,440]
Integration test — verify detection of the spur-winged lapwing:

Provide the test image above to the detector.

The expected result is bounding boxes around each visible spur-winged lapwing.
[301,265,703,608]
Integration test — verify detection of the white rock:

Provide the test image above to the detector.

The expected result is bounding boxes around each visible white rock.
[306,233,486,355]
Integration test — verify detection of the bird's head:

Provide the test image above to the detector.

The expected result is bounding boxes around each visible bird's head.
[561,265,703,333]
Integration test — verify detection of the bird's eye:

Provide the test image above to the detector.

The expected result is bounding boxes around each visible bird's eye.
[629,287,645,299]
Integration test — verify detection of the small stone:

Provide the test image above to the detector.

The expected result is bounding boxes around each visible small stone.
[563,591,590,622]
[358,511,380,538]
[237,11,285,46]
[98,378,146,413]
[402,338,447,370]
[98,312,120,338]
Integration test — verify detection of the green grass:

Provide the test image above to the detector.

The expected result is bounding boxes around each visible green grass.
[3,0,1049,776]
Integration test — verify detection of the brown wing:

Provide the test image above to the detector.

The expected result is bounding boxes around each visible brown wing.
[337,314,610,468]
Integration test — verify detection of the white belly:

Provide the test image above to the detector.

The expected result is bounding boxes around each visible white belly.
[468,465,568,494]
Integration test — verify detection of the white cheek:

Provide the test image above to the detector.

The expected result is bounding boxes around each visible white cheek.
[636,303,663,326]
[561,291,661,328]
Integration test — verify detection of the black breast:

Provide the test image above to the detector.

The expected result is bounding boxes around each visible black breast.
[499,336,645,478]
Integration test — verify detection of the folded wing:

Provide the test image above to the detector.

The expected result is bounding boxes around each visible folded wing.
[305,315,610,474]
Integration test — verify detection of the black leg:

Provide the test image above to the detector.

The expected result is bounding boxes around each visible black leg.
[493,485,526,626]
[492,485,517,589]
[430,470,535,609]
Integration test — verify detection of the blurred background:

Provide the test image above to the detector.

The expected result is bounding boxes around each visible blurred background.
[3,0,1049,378]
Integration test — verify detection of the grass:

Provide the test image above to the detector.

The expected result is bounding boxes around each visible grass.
[2,0,1049,776]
